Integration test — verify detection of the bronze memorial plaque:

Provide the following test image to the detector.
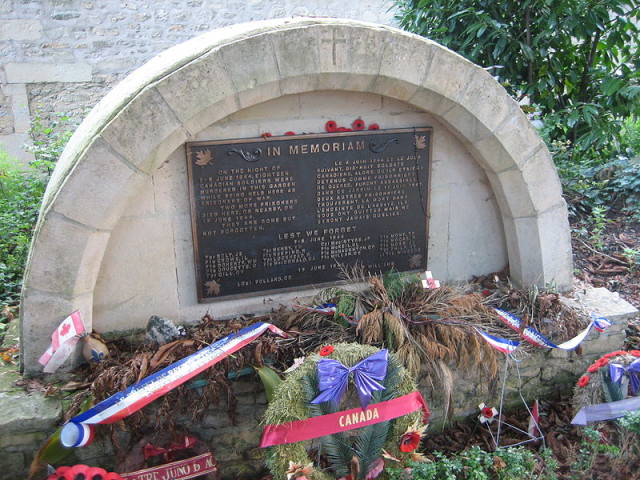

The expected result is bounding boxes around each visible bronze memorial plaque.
[186,127,432,302]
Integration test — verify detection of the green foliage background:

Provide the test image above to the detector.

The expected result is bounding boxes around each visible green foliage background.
[395,0,640,219]
[0,114,74,307]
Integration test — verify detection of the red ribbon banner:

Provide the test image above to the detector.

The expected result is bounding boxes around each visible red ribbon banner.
[260,391,430,447]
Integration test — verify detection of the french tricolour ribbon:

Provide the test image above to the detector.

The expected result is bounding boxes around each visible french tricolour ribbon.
[61,322,287,448]
[39,310,86,373]
[476,309,611,354]
[474,328,520,355]
[260,390,429,447]
[494,308,610,350]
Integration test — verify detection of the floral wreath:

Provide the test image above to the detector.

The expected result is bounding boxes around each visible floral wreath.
[573,349,640,413]
[263,343,424,480]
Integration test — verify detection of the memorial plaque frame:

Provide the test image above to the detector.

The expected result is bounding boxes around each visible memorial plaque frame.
[186,127,432,302]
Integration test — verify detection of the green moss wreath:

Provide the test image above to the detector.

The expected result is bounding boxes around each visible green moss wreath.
[263,343,423,480]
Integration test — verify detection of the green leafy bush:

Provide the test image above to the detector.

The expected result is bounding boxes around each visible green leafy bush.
[395,0,640,163]
[0,113,75,307]
[0,150,47,306]
[386,446,556,480]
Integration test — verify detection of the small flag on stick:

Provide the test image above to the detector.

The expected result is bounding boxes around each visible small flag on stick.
[39,311,86,373]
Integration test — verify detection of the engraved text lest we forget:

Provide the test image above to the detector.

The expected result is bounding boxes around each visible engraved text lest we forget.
[186,128,431,302]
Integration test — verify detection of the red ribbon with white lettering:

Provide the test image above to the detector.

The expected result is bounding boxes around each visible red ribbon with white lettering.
[260,390,429,447]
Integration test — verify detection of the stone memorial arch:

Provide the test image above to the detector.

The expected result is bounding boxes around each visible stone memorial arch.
[21,18,572,375]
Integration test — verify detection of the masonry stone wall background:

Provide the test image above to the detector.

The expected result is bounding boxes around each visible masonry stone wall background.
[0,0,397,161]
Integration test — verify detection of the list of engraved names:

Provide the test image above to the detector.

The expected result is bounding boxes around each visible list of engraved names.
[186,128,431,301]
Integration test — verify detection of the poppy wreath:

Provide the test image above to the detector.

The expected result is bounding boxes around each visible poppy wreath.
[573,349,640,414]
[263,343,423,480]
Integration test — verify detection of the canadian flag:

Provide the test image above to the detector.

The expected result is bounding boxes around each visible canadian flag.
[39,311,86,373]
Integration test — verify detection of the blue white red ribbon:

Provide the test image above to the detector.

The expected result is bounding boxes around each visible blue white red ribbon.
[494,308,610,350]
[60,322,286,448]
[476,308,611,354]
[474,328,520,355]
[39,311,87,373]
[305,303,337,315]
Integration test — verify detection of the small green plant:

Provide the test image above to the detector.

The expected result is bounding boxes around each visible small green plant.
[622,247,639,271]
[589,206,609,251]
[386,446,555,480]
[571,427,621,478]
[616,410,640,458]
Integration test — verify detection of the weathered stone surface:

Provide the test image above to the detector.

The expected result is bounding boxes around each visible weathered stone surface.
[5,62,93,83]
[0,19,42,41]
[0,391,61,432]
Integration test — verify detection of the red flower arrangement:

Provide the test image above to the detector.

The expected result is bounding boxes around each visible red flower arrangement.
[261,132,272,138]
[352,118,366,131]
[587,364,600,373]
[284,131,296,135]
[399,431,421,452]
[325,120,337,132]
[578,349,638,389]
[46,464,125,480]
[368,123,380,130]
[399,423,427,453]
[319,345,334,356]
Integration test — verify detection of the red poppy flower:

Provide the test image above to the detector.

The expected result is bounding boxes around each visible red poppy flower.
[481,407,495,418]
[596,358,609,367]
[69,465,91,479]
[587,364,600,373]
[325,120,337,132]
[337,127,348,132]
[481,289,491,297]
[86,467,109,480]
[368,123,380,130]
[352,118,366,130]
[47,466,73,480]
[261,132,272,138]
[319,345,334,356]
[578,375,590,387]
[105,473,125,480]
[399,431,421,452]
[284,131,295,135]
[631,350,640,357]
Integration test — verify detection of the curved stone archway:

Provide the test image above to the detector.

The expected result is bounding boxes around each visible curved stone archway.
[21,18,572,374]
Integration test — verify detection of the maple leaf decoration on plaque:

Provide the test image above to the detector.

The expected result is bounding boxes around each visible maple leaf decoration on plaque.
[205,280,221,296]
[409,254,422,269]
[195,150,213,167]
[414,135,427,150]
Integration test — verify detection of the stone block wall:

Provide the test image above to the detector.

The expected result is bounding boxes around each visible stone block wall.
[0,0,397,162]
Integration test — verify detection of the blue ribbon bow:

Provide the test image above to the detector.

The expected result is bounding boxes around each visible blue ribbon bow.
[311,349,388,410]
[609,358,640,396]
